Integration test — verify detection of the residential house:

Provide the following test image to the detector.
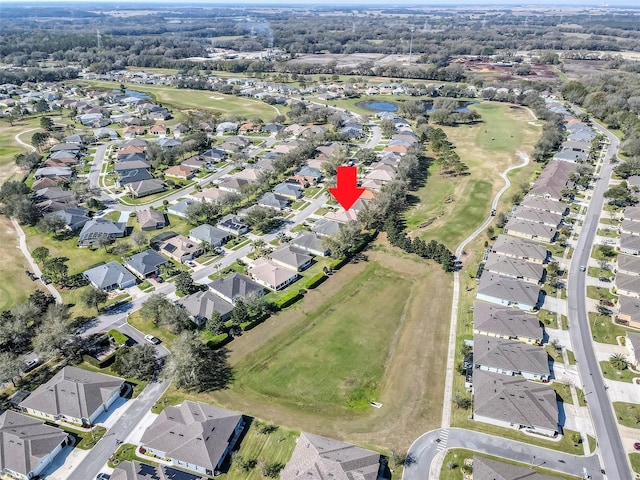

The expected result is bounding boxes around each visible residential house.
[140,401,244,476]
[476,273,541,311]
[44,207,90,231]
[528,161,577,201]
[473,334,550,381]
[111,461,207,480]
[473,301,544,345]
[258,192,289,210]
[312,218,341,237]
[156,138,181,149]
[216,122,238,134]
[615,273,640,298]
[473,369,558,437]
[273,182,302,200]
[519,197,568,216]
[159,235,202,263]
[269,245,313,272]
[297,166,323,182]
[137,209,166,231]
[491,235,548,264]
[503,218,557,243]
[167,199,195,218]
[78,219,127,247]
[126,179,165,198]
[34,187,75,205]
[181,156,206,171]
[280,432,382,480]
[249,258,298,291]
[201,148,226,162]
[117,168,153,187]
[19,366,125,425]
[617,254,640,276]
[94,128,118,140]
[189,224,231,247]
[192,188,232,203]
[34,166,73,180]
[620,219,640,236]
[217,214,249,235]
[290,232,330,257]
[150,124,167,136]
[177,291,234,326]
[324,209,359,224]
[620,233,640,256]
[511,206,563,228]
[83,261,137,291]
[626,333,640,368]
[218,177,249,194]
[208,273,264,305]
[618,295,640,329]
[124,249,167,279]
[0,411,70,480]
[472,456,560,480]
[483,252,544,284]
[113,161,151,173]
[164,165,197,180]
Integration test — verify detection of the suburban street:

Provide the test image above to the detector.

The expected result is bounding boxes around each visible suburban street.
[565,115,632,479]
[403,428,604,480]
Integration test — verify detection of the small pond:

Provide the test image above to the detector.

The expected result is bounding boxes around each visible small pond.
[355,101,398,112]
[113,89,152,99]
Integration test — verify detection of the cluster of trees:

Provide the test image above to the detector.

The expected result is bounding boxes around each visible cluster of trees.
[419,126,469,176]
[140,294,194,334]
[429,98,480,126]
[112,344,157,381]
[0,181,40,226]
[604,181,639,207]
[533,113,564,163]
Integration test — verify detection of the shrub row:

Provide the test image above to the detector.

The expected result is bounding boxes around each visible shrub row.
[108,329,128,345]
[304,272,327,289]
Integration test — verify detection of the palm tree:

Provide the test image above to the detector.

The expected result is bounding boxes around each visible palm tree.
[609,353,628,371]
[251,239,266,257]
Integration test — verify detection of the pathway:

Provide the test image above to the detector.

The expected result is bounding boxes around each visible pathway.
[440,150,530,428]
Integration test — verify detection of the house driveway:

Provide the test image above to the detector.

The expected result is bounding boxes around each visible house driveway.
[541,295,567,315]
[41,442,90,480]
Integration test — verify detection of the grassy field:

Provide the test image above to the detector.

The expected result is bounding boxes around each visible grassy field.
[600,361,640,383]
[0,117,43,184]
[613,402,640,428]
[152,244,451,456]
[405,102,541,250]
[73,80,286,121]
[589,313,633,344]
[0,217,39,310]
[439,449,582,480]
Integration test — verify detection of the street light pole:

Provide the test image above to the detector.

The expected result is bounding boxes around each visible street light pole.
[530,455,535,469]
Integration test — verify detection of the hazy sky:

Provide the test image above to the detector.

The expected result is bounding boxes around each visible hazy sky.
[1,0,639,5]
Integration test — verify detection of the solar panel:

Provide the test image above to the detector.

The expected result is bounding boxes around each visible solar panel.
[163,466,204,480]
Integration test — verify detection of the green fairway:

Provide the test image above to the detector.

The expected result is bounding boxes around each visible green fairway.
[73,80,286,121]
[232,262,411,413]
[0,118,44,183]
[405,101,541,250]
[0,217,38,310]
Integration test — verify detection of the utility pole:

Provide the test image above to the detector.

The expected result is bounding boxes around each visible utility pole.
[408,27,415,66]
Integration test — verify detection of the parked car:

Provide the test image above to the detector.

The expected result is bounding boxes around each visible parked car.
[187,261,197,267]
[144,334,160,345]
[21,358,40,373]
[490,209,496,216]
[579,265,586,272]
[599,299,615,307]
[40,275,51,285]
[96,473,111,480]
[634,442,640,451]
[599,276,611,282]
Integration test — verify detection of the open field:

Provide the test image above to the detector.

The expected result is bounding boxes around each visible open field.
[613,402,640,429]
[152,243,451,455]
[0,117,43,183]
[439,449,582,480]
[73,80,286,121]
[0,217,38,310]
[405,102,541,251]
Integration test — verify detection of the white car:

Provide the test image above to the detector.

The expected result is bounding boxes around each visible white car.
[144,334,160,345]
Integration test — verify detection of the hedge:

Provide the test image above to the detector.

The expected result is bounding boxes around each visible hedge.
[82,350,117,369]
[108,329,128,345]
[205,333,230,348]
[330,257,348,270]
[304,272,327,289]
[273,290,304,309]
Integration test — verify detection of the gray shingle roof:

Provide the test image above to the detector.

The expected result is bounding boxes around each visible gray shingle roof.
[492,235,548,263]
[511,206,563,227]
[473,302,543,341]
[208,273,263,304]
[0,411,68,477]
[474,334,550,377]
[83,261,137,290]
[19,366,124,420]
[189,224,230,246]
[503,218,557,241]
[290,232,329,256]
[281,432,380,480]
[177,291,233,324]
[616,272,640,296]
[124,249,167,277]
[483,252,544,283]
[519,197,568,215]
[269,245,312,270]
[477,273,541,308]
[618,254,640,275]
[78,219,126,243]
[141,401,242,471]
[473,369,558,433]
[112,460,207,480]
[472,456,559,480]
[311,218,341,237]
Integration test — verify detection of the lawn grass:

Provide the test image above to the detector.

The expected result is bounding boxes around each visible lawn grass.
[108,443,148,468]
[590,313,633,344]
[631,452,640,475]
[586,285,617,302]
[567,349,576,365]
[600,361,640,384]
[439,449,582,480]
[49,421,107,450]
[74,80,285,121]
[613,402,640,428]
[404,102,540,251]
[127,310,179,349]
[588,267,615,279]
[551,381,574,405]
[538,309,559,330]
[597,228,618,238]
[235,263,411,412]
[0,116,43,183]
[0,217,39,311]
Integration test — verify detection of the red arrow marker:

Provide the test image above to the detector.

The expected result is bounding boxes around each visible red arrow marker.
[329,166,365,211]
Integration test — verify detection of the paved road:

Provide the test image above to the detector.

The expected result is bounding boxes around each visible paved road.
[65,380,169,480]
[404,428,604,480]
[565,115,632,480]
[440,151,530,428]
